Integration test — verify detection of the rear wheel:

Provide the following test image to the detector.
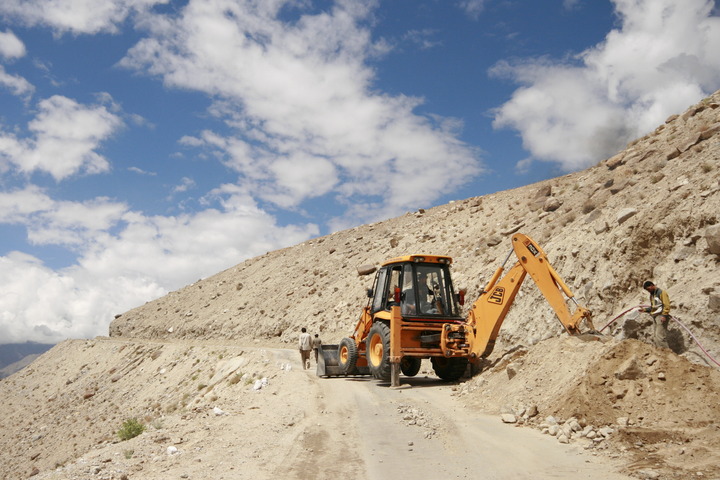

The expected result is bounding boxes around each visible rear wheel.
[400,357,422,377]
[431,357,468,381]
[366,322,391,380]
[337,337,358,374]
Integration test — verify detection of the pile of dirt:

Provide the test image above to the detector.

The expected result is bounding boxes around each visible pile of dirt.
[459,335,720,478]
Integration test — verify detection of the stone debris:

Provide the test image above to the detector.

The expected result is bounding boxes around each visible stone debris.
[252,377,269,391]
[532,415,617,446]
[397,404,438,439]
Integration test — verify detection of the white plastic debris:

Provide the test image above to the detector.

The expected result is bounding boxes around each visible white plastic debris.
[167,446,178,455]
[213,406,225,416]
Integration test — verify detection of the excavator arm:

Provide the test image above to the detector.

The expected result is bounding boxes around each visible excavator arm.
[445,233,594,360]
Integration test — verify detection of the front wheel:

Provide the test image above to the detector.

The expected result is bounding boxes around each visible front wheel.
[366,322,391,380]
[337,337,358,374]
[431,357,468,381]
[400,357,422,377]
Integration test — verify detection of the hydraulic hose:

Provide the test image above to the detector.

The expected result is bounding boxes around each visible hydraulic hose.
[600,304,720,368]
[599,305,644,333]
[670,315,720,368]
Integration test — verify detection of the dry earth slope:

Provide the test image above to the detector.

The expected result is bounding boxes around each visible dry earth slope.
[111,89,720,361]
[1,91,719,480]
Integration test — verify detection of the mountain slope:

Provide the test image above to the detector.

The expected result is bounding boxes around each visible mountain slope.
[111,91,720,366]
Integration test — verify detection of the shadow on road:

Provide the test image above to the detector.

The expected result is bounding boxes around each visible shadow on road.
[319,374,465,389]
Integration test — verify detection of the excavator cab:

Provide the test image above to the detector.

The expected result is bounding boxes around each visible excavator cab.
[369,256,463,320]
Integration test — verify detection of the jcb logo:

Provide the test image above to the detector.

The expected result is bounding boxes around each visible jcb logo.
[488,287,505,305]
[526,242,539,257]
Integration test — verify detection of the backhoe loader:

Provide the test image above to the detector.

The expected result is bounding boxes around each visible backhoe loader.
[317,233,596,385]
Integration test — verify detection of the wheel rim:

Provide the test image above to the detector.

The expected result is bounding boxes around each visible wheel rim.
[369,333,383,366]
[339,345,348,364]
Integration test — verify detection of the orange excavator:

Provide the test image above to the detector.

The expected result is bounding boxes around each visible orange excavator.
[317,233,596,385]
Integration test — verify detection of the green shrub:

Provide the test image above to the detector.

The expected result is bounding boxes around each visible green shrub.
[117,418,145,441]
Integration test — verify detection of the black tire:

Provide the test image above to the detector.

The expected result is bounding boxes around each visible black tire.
[400,357,422,377]
[337,337,359,374]
[431,357,468,381]
[366,322,391,380]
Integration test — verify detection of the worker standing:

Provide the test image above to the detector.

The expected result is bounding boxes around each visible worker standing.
[312,333,322,363]
[642,281,671,349]
[298,327,312,370]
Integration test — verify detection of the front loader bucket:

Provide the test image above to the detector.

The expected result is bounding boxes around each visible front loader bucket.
[316,345,345,377]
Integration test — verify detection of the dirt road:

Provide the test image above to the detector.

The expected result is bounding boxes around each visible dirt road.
[264,348,633,480]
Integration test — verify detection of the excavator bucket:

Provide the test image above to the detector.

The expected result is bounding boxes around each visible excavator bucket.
[316,344,345,377]
[316,344,370,377]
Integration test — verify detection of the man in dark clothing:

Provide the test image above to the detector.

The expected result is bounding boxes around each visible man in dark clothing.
[312,334,322,363]
[642,280,671,349]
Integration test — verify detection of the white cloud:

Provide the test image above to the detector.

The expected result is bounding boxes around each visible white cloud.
[120,0,482,226]
[458,0,487,19]
[0,65,33,98]
[264,154,338,208]
[128,166,157,175]
[0,32,33,99]
[0,185,53,223]
[29,197,129,247]
[492,0,720,171]
[171,177,196,194]
[0,188,318,343]
[0,0,169,35]
[0,95,123,180]
[0,251,166,343]
[0,29,25,58]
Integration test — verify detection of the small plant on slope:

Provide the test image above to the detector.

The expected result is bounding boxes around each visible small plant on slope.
[117,418,145,441]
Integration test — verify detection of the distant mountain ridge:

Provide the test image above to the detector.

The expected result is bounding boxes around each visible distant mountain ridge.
[0,342,55,378]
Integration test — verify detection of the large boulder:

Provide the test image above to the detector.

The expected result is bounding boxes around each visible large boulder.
[706,225,720,255]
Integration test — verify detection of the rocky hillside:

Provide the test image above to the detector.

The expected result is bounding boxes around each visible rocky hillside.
[112,91,720,367]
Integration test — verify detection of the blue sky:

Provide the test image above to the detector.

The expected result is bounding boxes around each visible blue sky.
[1,0,719,344]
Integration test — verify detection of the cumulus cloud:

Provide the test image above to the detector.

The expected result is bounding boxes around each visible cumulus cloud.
[0,95,123,180]
[0,31,33,99]
[120,0,481,226]
[0,184,50,217]
[0,66,33,98]
[0,251,164,343]
[0,186,318,343]
[492,0,720,171]
[0,0,169,35]
[0,29,25,58]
